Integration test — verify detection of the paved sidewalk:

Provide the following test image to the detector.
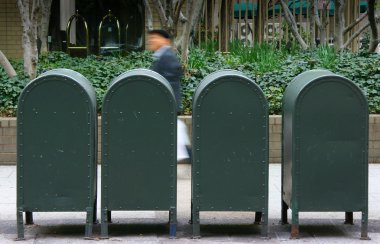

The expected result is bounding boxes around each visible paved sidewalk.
[1,164,380,243]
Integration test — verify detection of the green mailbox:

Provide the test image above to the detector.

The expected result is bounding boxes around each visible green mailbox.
[191,70,269,238]
[17,69,98,239]
[281,70,369,239]
[101,69,177,238]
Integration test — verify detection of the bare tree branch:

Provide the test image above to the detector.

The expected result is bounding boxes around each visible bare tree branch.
[368,0,379,52]
[165,0,173,27]
[314,0,330,28]
[180,0,204,63]
[171,0,186,37]
[0,50,17,77]
[179,11,187,23]
[173,0,186,27]
[314,0,330,45]
[343,13,380,48]
[343,22,370,49]
[279,0,308,49]
[314,0,322,27]
[343,11,368,35]
[152,0,168,27]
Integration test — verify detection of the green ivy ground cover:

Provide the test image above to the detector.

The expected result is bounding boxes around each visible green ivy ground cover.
[0,46,379,116]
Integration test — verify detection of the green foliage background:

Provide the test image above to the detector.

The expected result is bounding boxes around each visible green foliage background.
[0,45,379,116]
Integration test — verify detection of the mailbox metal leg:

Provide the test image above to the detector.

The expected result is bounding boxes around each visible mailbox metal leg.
[290,211,299,239]
[107,210,112,223]
[189,201,193,224]
[261,210,269,238]
[84,207,94,239]
[254,212,262,224]
[344,212,353,225]
[281,200,289,225]
[192,207,200,238]
[360,211,370,240]
[169,207,177,238]
[93,197,98,224]
[16,209,25,240]
[25,211,34,225]
[290,224,299,239]
[101,208,109,239]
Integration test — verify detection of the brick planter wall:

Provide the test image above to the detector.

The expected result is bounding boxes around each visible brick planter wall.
[1,115,379,165]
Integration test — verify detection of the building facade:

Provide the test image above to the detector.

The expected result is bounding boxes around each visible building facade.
[0,0,160,58]
[0,0,22,58]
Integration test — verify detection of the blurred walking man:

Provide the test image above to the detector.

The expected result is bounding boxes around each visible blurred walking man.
[148,29,190,161]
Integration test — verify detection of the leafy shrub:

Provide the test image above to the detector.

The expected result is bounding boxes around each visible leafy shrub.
[37,51,153,111]
[315,45,338,69]
[0,46,379,116]
[229,41,286,74]
[0,68,28,116]
[334,51,380,114]
[183,46,380,114]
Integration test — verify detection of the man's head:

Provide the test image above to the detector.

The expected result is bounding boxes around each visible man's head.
[148,29,171,51]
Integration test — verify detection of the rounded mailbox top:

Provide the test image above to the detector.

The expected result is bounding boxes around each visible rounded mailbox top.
[193,69,246,100]
[18,68,97,114]
[39,68,95,98]
[107,68,175,98]
[282,69,367,117]
[193,69,265,112]
[103,68,176,111]
[283,69,333,109]
[286,69,333,90]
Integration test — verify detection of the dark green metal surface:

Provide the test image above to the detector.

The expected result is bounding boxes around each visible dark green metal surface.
[191,70,269,237]
[281,69,369,239]
[17,68,98,239]
[101,69,177,238]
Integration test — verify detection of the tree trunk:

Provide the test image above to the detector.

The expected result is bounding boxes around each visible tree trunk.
[334,0,345,50]
[39,0,53,54]
[152,0,169,29]
[151,0,186,43]
[321,2,329,45]
[205,0,212,38]
[368,0,379,52]
[0,51,17,77]
[228,0,235,45]
[213,0,222,31]
[22,26,38,79]
[319,27,327,45]
[143,0,154,30]
[220,0,229,51]
[314,0,329,46]
[255,0,266,43]
[309,0,316,47]
[17,0,41,79]
[279,0,308,49]
[180,0,204,63]
[172,0,186,38]
[173,0,191,48]
[164,0,174,36]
